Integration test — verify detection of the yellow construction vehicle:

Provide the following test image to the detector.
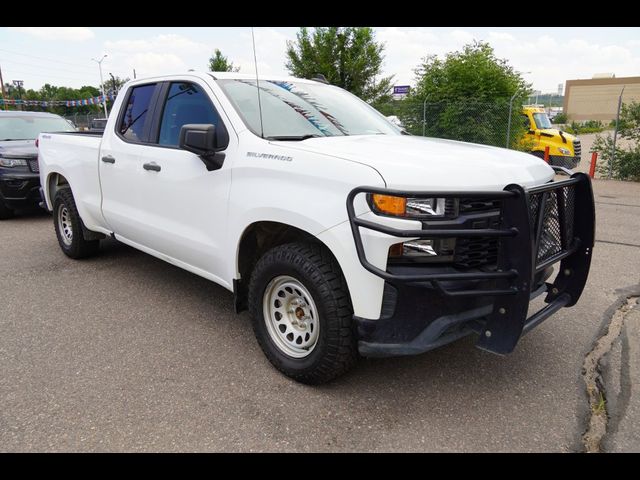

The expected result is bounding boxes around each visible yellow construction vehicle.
[521,105,581,168]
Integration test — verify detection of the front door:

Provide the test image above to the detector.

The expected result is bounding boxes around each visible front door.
[115,79,233,281]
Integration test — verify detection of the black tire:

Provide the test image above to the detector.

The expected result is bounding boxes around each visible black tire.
[53,187,100,259]
[248,242,358,384]
[0,198,14,220]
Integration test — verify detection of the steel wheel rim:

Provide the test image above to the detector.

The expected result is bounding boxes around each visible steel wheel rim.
[57,204,73,246]
[262,275,320,358]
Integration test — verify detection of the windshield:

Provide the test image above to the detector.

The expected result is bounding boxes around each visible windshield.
[533,112,552,130]
[216,79,399,139]
[0,115,75,141]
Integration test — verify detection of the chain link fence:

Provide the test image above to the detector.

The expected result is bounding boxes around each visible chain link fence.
[421,101,518,148]
[64,113,106,130]
[378,97,530,150]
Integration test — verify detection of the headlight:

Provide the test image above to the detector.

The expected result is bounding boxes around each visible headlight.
[388,238,456,263]
[371,194,452,218]
[0,157,28,168]
[558,147,571,156]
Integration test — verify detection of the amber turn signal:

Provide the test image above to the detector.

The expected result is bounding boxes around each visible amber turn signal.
[372,194,406,216]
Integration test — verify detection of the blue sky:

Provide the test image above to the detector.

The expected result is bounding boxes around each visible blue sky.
[1,27,638,94]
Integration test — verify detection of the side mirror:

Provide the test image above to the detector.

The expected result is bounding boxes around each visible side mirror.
[179,124,225,171]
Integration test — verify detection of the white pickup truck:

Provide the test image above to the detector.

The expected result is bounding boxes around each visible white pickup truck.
[38,72,595,384]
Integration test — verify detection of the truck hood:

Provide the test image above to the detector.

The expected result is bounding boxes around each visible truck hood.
[0,140,38,159]
[284,135,554,190]
[540,128,577,145]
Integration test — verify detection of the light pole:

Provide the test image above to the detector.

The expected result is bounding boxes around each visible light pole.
[109,72,117,96]
[92,54,109,118]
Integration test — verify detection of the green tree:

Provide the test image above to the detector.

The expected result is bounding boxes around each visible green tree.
[1,81,108,114]
[400,41,531,147]
[552,113,567,124]
[104,75,130,95]
[209,49,239,72]
[412,41,529,103]
[593,101,640,181]
[285,27,393,106]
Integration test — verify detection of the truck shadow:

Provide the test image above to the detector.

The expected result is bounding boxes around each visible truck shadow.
[25,236,576,451]
[7,207,51,220]
[92,237,564,397]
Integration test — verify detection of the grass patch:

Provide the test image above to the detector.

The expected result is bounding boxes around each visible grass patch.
[593,391,607,415]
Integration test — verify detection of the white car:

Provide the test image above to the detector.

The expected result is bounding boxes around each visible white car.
[37,72,595,383]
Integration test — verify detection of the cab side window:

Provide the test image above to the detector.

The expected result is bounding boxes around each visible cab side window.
[522,115,531,130]
[118,83,156,142]
[158,82,223,147]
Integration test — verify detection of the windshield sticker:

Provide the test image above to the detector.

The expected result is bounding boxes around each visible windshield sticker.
[268,80,348,135]
[237,79,333,136]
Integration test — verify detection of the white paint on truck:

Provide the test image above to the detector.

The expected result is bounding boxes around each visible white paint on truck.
[38,71,576,384]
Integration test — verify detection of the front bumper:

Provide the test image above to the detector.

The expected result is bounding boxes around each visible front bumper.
[347,168,595,357]
[549,155,580,169]
[0,168,41,209]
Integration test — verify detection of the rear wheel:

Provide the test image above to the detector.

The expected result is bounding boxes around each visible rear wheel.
[53,187,100,258]
[248,242,358,384]
[0,199,14,220]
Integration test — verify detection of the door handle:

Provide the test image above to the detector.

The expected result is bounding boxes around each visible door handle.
[143,162,161,172]
[101,155,116,164]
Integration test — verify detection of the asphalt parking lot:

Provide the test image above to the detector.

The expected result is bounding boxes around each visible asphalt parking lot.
[1,178,639,452]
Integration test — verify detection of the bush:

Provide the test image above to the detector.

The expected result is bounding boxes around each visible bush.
[593,133,640,181]
[592,101,640,181]
[564,120,606,135]
[567,126,606,135]
[552,113,567,124]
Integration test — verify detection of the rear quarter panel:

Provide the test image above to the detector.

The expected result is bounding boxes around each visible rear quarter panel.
[39,133,106,232]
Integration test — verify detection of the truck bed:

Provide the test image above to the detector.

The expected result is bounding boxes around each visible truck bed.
[38,131,104,231]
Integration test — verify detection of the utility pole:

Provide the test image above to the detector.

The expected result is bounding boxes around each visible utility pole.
[133,68,136,79]
[0,64,7,110]
[92,54,109,118]
[610,86,626,179]
[506,89,521,149]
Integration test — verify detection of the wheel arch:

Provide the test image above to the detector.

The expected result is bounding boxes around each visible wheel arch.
[233,220,350,313]
[45,171,70,210]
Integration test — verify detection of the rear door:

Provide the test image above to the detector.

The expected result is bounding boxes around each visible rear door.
[99,82,162,237]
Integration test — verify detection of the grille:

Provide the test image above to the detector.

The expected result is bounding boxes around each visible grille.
[28,158,39,173]
[453,199,501,269]
[529,186,576,264]
[458,198,501,214]
[455,236,499,269]
[573,139,581,158]
[444,197,501,216]
[453,186,576,270]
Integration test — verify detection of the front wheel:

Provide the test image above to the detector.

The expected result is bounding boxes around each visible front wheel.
[53,187,100,259]
[248,242,358,384]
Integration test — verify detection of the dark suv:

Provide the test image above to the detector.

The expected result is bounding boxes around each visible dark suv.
[0,111,75,219]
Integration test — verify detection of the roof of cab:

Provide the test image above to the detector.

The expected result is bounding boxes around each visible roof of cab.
[207,71,319,84]
[125,71,324,86]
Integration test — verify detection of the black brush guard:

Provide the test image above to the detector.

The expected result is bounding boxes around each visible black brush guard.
[346,168,595,355]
